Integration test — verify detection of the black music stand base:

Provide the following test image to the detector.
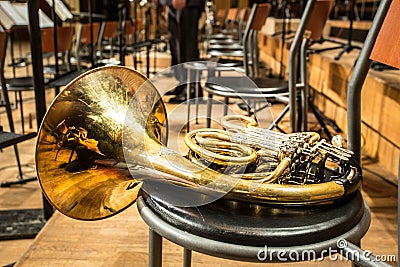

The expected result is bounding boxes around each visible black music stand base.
[334,0,362,61]
[1,177,38,187]
[308,37,347,54]
[267,98,341,139]
[308,99,341,140]
[334,44,362,60]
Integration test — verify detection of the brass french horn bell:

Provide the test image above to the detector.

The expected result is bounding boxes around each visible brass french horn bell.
[36,66,361,221]
[36,66,158,220]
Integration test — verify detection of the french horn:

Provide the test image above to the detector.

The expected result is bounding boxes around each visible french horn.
[36,66,361,220]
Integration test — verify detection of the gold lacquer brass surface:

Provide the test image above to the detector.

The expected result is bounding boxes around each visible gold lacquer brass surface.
[36,66,167,220]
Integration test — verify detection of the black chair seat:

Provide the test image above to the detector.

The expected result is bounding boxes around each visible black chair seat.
[209,38,239,45]
[0,131,37,149]
[216,58,243,68]
[183,59,244,72]
[141,186,364,247]
[208,44,243,50]
[252,77,288,92]
[125,41,153,54]
[47,69,87,87]
[43,64,72,75]
[206,33,235,40]
[209,50,244,57]
[6,77,34,90]
[6,77,52,90]
[205,76,288,96]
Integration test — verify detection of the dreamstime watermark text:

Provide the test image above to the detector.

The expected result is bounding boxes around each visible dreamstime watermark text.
[256,239,397,264]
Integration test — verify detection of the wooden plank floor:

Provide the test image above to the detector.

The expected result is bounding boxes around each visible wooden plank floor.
[0,51,398,266]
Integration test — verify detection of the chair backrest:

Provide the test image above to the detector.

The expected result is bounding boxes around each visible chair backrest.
[297,0,334,131]
[250,3,271,31]
[242,3,272,76]
[42,26,74,54]
[125,19,138,36]
[370,0,400,69]
[78,22,101,45]
[97,21,119,59]
[226,8,237,21]
[220,8,236,29]
[75,22,101,70]
[216,8,227,22]
[242,3,271,38]
[305,0,334,41]
[124,19,143,45]
[237,7,249,25]
[101,21,119,40]
[237,7,250,37]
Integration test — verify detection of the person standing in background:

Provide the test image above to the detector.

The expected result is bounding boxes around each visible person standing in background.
[159,0,205,103]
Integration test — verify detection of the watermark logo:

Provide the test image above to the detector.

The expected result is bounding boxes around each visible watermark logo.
[336,238,348,249]
[256,239,397,263]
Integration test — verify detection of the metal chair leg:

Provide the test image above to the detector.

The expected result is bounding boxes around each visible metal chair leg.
[206,94,213,128]
[183,248,192,267]
[223,97,228,115]
[18,91,25,133]
[268,104,289,131]
[195,71,200,125]
[186,70,191,133]
[149,229,162,267]
[13,144,24,179]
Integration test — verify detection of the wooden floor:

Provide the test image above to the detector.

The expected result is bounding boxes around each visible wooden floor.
[0,50,398,266]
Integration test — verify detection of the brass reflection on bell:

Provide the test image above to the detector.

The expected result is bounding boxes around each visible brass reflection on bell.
[36,66,167,220]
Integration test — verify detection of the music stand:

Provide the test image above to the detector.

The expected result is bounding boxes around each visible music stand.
[28,0,54,220]
[118,0,127,66]
[152,4,167,75]
[44,0,74,22]
[334,0,362,60]
[301,0,342,137]
[0,1,53,77]
[273,0,295,79]
[128,1,155,77]
[128,0,153,75]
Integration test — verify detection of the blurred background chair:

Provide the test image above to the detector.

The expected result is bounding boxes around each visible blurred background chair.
[205,8,238,41]
[206,8,249,51]
[4,26,75,133]
[97,20,119,64]
[41,25,75,77]
[73,22,101,71]
[204,3,288,129]
[0,30,37,186]
[204,0,335,135]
